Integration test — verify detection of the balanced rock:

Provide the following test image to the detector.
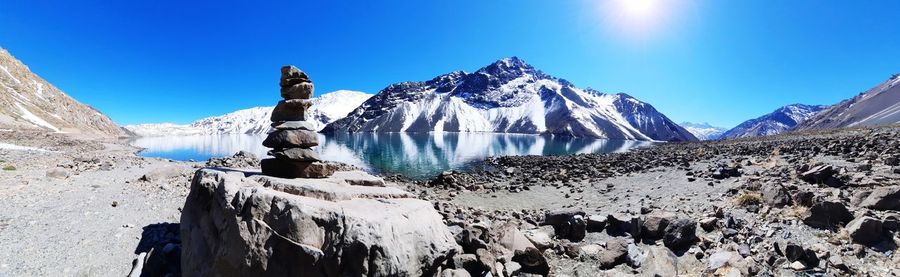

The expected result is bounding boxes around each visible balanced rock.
[268,148,321,162]
[272,120,317,131]
[271,99,313,122]
[261,159,336,179]
[263,129,319,148]
[181,168,457,276]
[281,82,314,100]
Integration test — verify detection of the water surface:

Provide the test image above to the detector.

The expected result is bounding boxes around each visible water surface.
[130,133,653,179]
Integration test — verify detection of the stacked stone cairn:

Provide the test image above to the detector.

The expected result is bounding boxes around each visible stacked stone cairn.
[261,65,336,178]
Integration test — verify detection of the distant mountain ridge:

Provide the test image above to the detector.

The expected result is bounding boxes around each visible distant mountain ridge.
[795,74,900,130]
[125,90,371,137]
[0,47,126,137]
[323,57,697,141]
[719,104,827,139]
[680,122,727,140]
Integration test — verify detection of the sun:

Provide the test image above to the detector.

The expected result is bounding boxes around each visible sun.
[596,0,677,39]
[618,0,659,19]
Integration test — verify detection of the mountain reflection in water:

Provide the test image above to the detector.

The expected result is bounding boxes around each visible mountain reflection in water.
[130,132,653,179]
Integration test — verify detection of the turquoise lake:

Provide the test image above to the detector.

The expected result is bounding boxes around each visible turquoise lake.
[129,133,653,179]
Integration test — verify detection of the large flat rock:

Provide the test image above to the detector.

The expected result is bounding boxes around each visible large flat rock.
[180,168,458,276]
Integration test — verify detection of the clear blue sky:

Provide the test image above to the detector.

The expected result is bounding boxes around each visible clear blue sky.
[2,0,898,127]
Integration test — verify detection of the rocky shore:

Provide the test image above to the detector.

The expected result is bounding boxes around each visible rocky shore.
[0,125,897,276]
[405,126,900,276]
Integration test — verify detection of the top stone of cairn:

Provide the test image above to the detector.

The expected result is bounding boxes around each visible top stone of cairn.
[280,65,313,99]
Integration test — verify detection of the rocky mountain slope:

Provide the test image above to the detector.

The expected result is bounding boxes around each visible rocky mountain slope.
[680,122,726,140]
[125,90,370,136]
[719,104,826,139]
[0,47,126,138]
[795,74,900,130]
[323,57,696,142]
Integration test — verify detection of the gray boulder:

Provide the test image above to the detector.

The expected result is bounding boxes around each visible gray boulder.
[859,186,900,211]
[641,211,676,240]
[663,219,697,250]
[180,168,457,276]
[761,183,792,207]
[845,216,884,246]
[802,201,854,229]
[262,129,319,148]
[271,99,312,122]
[542,209,586,242]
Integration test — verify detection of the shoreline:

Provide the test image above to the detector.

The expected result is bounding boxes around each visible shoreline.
[0,126,898,275]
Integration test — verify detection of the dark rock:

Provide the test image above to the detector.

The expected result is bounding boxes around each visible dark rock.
[542,209,587,242]
[262,129,319,148]
[662,219,697,250]
[268,148,321,162]
[260,159,336,178]
[845,216,884,246]
[511,247,549,276]
[607,213,641,239]
[586,214,606,232]
[859,186,900,211]
[799,164,844,187]
[206,151,260,168]
[802,201,854,230]
[761,183,792,207]
[699,217,718,232]
[783,244,806,262]
[641,211,676,240]
[792,191,816,207]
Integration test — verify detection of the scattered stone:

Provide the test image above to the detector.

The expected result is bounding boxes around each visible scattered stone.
[859,186,900,211]
[598,238,629,269]
[663,219,697,250]
[802,201,854,229]
[845,216,884,246]
[542,209,586,241]
[761,183,792,207]
[641,246,678,276]
[586,214,606,232]
[205,151,260,168]
[641,211,676,240]
[45,168,70,179]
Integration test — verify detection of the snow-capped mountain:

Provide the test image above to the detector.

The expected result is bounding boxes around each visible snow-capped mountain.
[795,74,900,130]
[0,47,126,137]
[719,104,827,139]
[125,90,371,137]
[323,57,697,141]
[680,122,726,140]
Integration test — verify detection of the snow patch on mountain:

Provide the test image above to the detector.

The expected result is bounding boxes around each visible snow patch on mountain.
[324,57,696,142]
[795,74,900,130]
[125,90,371,137]
[680,122,726,140]
[720,104,826,139]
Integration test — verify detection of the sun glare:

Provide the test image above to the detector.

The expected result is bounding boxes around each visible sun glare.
[619,0,658,18]
[597,0,676,40]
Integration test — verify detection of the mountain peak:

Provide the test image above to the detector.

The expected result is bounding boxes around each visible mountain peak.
[476,56,536,76]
